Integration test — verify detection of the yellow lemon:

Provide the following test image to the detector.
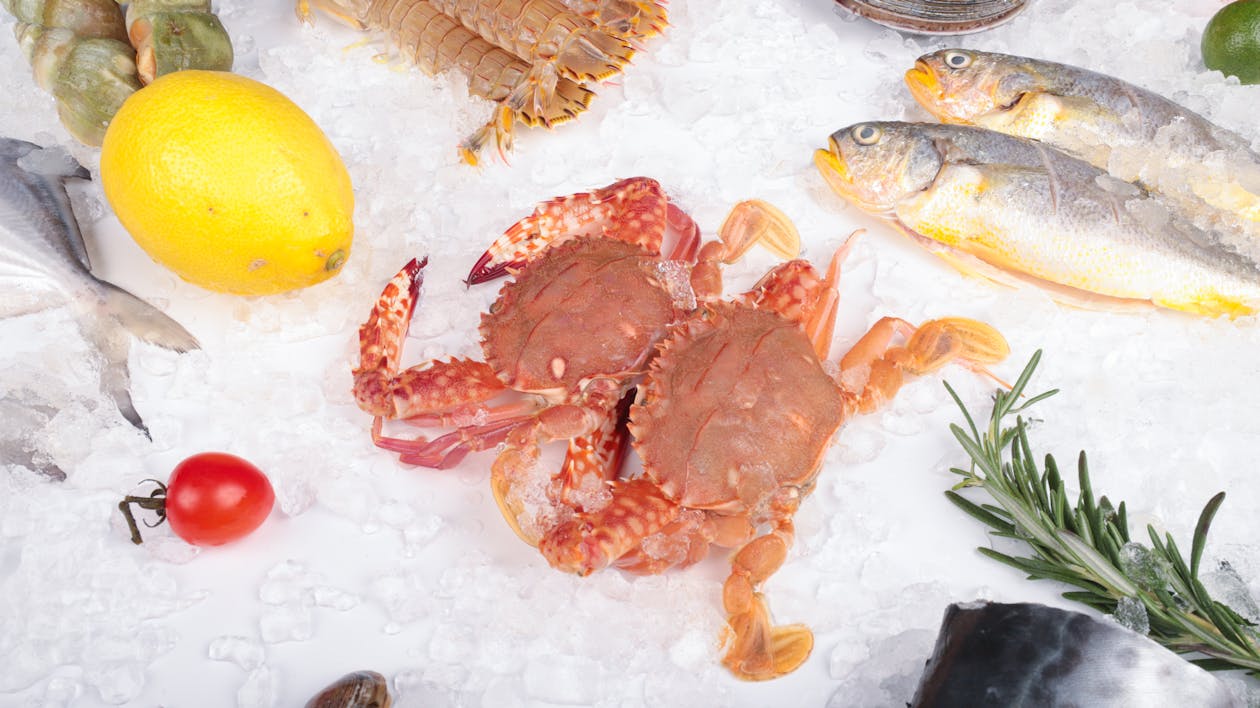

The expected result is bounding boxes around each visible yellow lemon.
[101,70,353,295]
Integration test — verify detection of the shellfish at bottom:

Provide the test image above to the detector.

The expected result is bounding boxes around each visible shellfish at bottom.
[304,671,391,708]
[834,0,1028,35]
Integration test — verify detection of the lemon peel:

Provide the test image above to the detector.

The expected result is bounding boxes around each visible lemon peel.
[101,70,354,295]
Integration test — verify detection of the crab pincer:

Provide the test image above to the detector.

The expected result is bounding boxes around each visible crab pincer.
[466,177,800,285]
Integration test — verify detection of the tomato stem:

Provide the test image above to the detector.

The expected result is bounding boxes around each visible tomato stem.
[118,479,169,545]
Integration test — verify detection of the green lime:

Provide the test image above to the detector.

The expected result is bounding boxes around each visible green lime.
[1202,0,1260,84]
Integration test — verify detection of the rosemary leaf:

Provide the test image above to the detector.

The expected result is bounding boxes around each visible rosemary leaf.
[942,351,1259,676]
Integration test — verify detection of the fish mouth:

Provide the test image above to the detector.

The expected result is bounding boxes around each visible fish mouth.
[813,138,855,203]
[905,61,948,117]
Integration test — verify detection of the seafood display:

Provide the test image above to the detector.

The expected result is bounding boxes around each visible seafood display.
[815,121,1260,316]
[5,0,1260,702]
[353,177,798,542]
[834,0,1028,35]
[297,0,666,164]
[911,602,1238,706]
[353,180,1008,679]
[0,137,199,436]
[906,49,1260,241]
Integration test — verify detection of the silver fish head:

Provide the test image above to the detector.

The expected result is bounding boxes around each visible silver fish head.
[814,121,944,214]
[906,48,1046,124]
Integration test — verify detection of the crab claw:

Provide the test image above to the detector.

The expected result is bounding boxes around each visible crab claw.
[467,177,673,284]
[539,478,679,575]
[353,257,427,416]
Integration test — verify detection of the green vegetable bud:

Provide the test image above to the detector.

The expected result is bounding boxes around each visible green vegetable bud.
[4,0,127,41]
[125,0,233,83]
[16,24,141,146]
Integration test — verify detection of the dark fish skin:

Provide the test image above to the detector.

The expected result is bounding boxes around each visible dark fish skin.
[911,602,1240,707]
[1,136,199,468]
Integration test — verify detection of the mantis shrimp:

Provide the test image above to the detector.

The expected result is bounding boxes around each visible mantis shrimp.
[297,0,668,164]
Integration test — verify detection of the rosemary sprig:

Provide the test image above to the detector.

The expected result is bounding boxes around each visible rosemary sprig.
[943,350,1260,675]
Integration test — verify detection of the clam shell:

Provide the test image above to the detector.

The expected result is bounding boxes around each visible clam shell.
[835,0,1029,35]
[304,671,391,708]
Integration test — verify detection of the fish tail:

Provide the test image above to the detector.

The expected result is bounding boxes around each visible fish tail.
[81,282,200,436]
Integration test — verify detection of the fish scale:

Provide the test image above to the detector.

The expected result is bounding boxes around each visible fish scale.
[906,49,1260,241]
[816,121,1260,317]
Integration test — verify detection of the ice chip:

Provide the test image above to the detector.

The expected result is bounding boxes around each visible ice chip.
[259,605,314,643]
[237,666,277,708]
[654,260,698,311]
[1202,560,1260,625]
[480,676,527,708]
[834,423,886,466]
[41,676,83,707]
[1119,542,1172,592]
[208,636,266,671]
[429,622,477,664]
[87,662,144,705]
[1110,596,1151,635]
[523,655,601,705]
[828,628,936,708]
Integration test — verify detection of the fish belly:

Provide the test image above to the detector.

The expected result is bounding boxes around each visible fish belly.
[897,163,1260,316]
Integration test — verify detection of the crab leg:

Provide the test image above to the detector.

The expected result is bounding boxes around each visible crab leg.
[689,199,803,302]
[555,388,635,511]
[373,415,527,468]
[354,258,507,419]
[490,377,632,545]
[611,509,718,574]
[467,177,688,283]
[838,316,1010,414]
[721,490,813,681]
[738,235,859,356]
[355,259,559,470]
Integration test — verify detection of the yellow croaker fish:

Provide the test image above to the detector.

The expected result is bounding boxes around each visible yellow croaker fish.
[905,49,1260,241]
[813,121,1260,317]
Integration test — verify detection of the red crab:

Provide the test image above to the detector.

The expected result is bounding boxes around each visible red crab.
[352,177,799,543]
[535,235,1011,680]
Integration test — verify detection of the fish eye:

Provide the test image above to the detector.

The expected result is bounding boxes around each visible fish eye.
[943,50,973,69]
[851,124,882,146]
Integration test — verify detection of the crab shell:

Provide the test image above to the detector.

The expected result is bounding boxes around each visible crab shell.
[628,301,847,513]
[479,237,692,396]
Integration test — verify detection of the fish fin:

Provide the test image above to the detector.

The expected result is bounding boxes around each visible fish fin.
[83,282,198,437]
[1153,293,1256,319]
[78,309,149,438]
[99,280,200,352]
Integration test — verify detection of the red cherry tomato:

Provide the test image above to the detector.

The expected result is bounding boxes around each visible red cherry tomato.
[163,452,276,546]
